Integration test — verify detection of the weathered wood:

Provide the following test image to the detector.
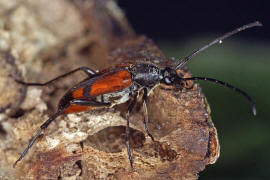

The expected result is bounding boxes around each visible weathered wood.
[0,0,219,179]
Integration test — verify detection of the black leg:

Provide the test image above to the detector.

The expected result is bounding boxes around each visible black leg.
[142,100,155,141]
[13,110,63,167]
[142,88,155,141]
[15,66,96,86]
[70,99,111,107]
[13,97,110,167]
[73,98,136,169]
[126,95,137,170]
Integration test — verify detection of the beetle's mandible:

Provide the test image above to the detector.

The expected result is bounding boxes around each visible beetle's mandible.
[13,21,262,169]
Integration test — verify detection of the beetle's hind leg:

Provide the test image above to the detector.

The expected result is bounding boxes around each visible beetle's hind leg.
[70,99,111,107]
[14,66,96,86]
[13,110,64,167]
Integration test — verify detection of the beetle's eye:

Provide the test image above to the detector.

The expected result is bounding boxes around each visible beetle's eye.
[164,77,172,85]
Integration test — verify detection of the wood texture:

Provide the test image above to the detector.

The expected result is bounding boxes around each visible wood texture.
[0,0,219,179]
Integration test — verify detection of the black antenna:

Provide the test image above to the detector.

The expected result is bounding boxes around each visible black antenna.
[182,77,256,116]
[175,21,262,70]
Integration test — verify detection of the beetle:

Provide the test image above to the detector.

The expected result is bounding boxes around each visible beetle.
[13,21,261,169]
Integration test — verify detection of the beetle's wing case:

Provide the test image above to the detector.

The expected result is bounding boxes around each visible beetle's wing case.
[58,68,138,114]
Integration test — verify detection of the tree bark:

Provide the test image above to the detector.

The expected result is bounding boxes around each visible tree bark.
[0,0,219,179]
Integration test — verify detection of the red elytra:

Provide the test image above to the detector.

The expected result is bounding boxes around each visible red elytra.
[66,70,132,114]
[64,104,93,114]
[89,70,132,96]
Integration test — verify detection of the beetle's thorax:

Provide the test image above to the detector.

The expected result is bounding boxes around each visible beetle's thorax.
[130,63,162,88]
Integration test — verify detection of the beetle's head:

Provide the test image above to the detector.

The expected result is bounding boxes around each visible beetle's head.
[160,67,182,86]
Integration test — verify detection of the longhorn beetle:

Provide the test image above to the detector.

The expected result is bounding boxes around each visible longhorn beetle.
[13,21,261,169]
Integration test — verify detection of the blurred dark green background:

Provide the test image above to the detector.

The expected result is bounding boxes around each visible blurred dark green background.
[119,0,270,179]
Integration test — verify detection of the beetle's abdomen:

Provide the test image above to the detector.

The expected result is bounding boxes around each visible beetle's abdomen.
[90,70,132,96]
